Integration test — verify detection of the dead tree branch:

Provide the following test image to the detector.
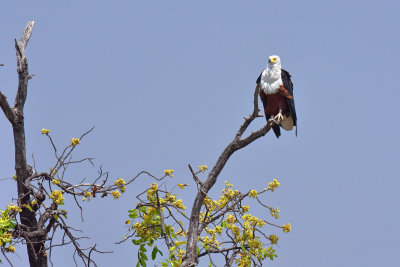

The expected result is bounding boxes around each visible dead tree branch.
[181,84,275,266]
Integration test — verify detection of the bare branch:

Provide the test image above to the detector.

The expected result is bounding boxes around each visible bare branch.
[155,190,174,253]
[188,164,203,186]
[19,21,35,50]
[198,246,242,258]
[181,84,275,266]
[0,92,16,125]
[14,21,34,112]
[1,249,15,267]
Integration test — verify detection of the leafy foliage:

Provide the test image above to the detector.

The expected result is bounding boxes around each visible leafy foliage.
[0,206,17,260]
[124,167,290,266]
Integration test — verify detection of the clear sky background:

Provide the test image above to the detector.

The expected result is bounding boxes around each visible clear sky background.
[1,1,399,266]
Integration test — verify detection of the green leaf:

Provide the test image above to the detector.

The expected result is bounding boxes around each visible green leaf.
[208,262,212,267]
[147,238,154,246]
[140,245,147,252]
[140,251,148,261]
[9,221,16,228]
[165,226,171,236]
[136,262,140,267]
[139,207,147,213]
[241,244,247,252]
[221,221,228,228]
[25,204,33,212]
[152,247,158,260]
[196,246,200,255]
[132,239,141,245]
[139,258,146,267]
[158,249,163,256]
[129,213,138,219]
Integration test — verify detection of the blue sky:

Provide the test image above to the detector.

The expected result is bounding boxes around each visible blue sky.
[1,1,400,266]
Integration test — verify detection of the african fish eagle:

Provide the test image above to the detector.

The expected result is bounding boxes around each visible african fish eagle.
[256,55,297,138]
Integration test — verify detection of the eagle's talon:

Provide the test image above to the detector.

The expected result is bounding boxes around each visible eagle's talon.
[274,113,283,123]
[268,118,279,125]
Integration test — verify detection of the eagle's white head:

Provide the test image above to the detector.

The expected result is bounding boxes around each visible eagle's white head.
[268,55,281,68]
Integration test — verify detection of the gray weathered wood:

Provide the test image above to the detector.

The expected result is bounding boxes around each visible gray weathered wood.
[0,21,48,267]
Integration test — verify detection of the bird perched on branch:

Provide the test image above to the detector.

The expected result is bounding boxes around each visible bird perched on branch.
[256,55,297,138]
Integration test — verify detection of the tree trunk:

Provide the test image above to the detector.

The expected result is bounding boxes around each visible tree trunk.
[0,21,48,267]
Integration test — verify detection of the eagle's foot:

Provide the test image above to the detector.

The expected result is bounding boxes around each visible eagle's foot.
[274,112,283,123]
[268,117,279,125]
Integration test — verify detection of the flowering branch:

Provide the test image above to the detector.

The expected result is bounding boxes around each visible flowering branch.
[181,85,275,267]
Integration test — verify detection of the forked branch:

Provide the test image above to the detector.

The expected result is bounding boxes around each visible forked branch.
[182,84,275,266]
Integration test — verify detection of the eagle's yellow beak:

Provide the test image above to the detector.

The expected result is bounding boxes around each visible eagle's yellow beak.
[269,57,276,63]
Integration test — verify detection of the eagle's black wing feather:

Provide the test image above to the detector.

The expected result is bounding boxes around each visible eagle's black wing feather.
[281,68,297,135]
[256,71,262,84]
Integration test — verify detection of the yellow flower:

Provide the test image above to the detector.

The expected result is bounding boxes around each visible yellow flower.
[7,203,22,213]
[70,138,80,147]
[3,233,12,241]
[197,164,208,172]
[173,199,186,210]
[268,178,281,192]
[226,214,236,224]
[269,234,279,244]
[12,175,17,180]
[82,191,92,201]
[125,220,131,225]
[111,190,121,199]
[114,178,125,186]
[52,179,60,185]
[50,190,64,205]
[114,178,126,192]
[164,169,174,177]
[215,226,223,235]
[166,194,176,202]
[177,249,185,258]
[178,183,189,189]
[6,245,15,253]
[225,181,233,187]
[31,199,37,205]
[282,223,291,233]
[150,183,158,190]
[241,205,250,213]
[270,207,280,219]
[230,224,240,236]
[249,190,257,198]
[41,128,50,134]
[242,214,251,222]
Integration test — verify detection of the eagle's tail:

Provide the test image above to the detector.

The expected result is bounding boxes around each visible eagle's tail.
[272,125,281,139]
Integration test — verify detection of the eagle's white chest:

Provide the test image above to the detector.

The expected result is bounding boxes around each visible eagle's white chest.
[261,67,282,94]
